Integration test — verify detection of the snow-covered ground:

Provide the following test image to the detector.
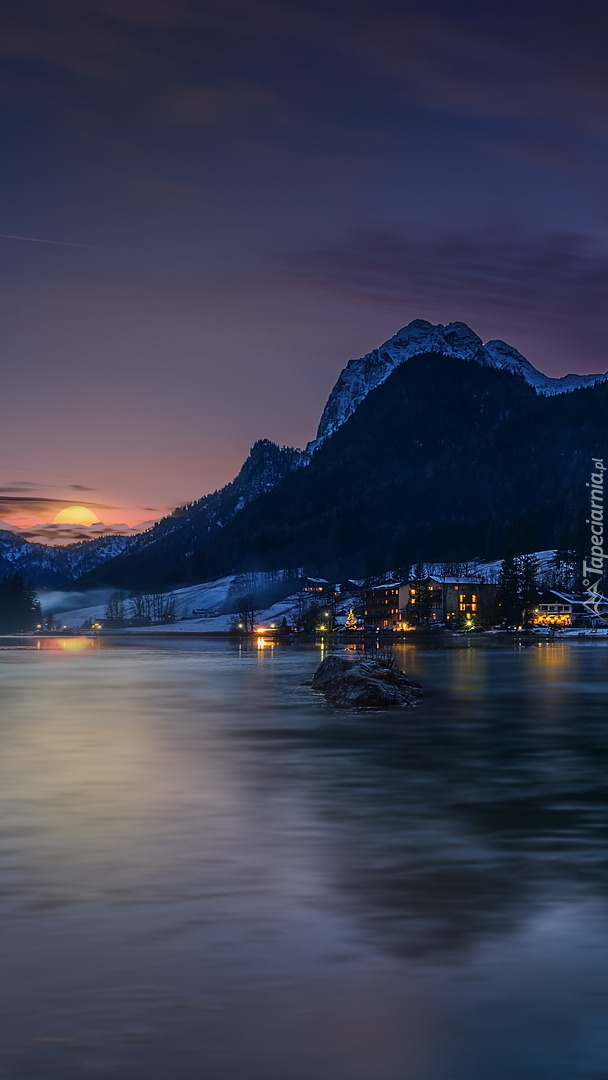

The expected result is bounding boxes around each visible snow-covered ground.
[474,550,556,583]
[56,574,355,632]
[53,550,584,633]
[56,576,237,631]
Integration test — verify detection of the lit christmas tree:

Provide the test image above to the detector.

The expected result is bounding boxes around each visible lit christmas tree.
[345,608,358,630]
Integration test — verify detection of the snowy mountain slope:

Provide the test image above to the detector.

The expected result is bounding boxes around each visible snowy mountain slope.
[78,440,305,590]
[0,440,302,589]
[0,530,132,588]
[314,320,608,442]
[56,575,239,629]
[6,318,607,591]
[57,571,353,632]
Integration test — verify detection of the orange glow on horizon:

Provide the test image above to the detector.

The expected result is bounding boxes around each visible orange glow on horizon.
[53,505,100,526]
[2,505,165,536]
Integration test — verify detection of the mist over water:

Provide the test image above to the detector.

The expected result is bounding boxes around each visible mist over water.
[1,638,608,1079]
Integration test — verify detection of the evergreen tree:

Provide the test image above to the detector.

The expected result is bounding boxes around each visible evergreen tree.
[549,548,578,591]
[408,562,431,626]
[0,574,41,633]
[496,556,521,627]
[518,553,540,627]
[345,608,358,630]
[298,600,322,633]
[496,553,540,627]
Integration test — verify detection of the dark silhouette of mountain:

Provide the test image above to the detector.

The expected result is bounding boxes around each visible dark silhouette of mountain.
[75,438,305,590]
[0,440,303,588]
[7,320,606,589]
[83,354,604,587]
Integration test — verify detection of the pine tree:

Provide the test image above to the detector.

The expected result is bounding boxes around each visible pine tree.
[345,608,358,630]
[550,548,578,591]
[518,553,540,627]
[496,555,521,627]
[408,562,431,626]
[0,574,41,633]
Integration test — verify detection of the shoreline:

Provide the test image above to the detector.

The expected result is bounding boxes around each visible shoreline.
[2,629,607,645]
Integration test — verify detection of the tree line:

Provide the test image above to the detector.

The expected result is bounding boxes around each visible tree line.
[0,574,41,633]
[102,588,177,627]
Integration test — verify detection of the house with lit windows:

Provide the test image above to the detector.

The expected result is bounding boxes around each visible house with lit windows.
[533,591,574,627]
[533,590,608,628]
[362,576,496,629]
[404,576,497,626]
[362,582,409,629]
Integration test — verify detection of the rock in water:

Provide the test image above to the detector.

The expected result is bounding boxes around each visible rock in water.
[311,653,422,709]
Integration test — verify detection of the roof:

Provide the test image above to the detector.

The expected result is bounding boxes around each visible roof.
[538,589,608,607]
[425,576,484,585]
[537,590,573,604]
[364,581,408,592]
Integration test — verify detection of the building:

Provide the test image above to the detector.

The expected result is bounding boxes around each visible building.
[404,576,497,626]
[362,582,409,629]
[534,590,608,628]
[533,590,574,627]
[300,577,337,598]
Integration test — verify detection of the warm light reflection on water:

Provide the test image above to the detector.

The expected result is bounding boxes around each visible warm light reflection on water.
[0,637,608,1079]
[35,636,100,652]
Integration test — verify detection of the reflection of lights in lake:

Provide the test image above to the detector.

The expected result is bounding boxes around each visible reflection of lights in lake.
[37,638,98,652]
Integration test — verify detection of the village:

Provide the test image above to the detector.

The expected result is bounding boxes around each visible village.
[41,551,608,637]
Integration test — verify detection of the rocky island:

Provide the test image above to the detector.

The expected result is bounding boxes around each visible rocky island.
[311,653,423,709]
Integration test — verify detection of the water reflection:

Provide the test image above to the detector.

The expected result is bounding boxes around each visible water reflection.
[0,639,607,1078]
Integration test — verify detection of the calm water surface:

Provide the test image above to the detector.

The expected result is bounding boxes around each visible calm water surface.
[1,637,608,1079]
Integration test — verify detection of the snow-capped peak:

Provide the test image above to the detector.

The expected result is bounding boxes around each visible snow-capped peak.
[314,319,608,442]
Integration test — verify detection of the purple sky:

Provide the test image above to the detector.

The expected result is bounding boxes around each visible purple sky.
[2,0,608,526]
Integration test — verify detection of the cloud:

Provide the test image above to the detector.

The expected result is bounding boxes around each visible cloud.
[21,522,135,543]
[338,4,608,138]
[0,496,119,517]
[0,0,287,127]
[0,482,48,494]
[3,0,608,156]
[285,224,608,369]
[1,519,150,545]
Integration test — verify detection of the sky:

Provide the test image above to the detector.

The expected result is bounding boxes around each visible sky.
[2,0,608,531]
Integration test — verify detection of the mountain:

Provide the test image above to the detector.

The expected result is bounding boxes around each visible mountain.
[75,439,305,590]
[0,440,303,589]
[0,531,131,588]
[314,319,608,443]
[5,319,607,590]
[83,352,607,588]
[176,354,605,581]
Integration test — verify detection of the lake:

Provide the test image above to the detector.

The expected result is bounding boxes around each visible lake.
[1,636,608,1079]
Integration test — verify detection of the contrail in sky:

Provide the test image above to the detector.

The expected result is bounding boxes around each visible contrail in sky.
[0,232,102,249]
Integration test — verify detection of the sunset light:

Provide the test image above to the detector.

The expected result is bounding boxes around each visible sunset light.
[53,505,100,526]
[1,3,607,1078]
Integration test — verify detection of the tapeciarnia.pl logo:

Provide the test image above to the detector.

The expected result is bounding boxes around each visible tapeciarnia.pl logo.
[582,458,606,617]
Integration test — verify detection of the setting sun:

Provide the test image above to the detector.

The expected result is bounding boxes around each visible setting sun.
[53,505,100,526]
